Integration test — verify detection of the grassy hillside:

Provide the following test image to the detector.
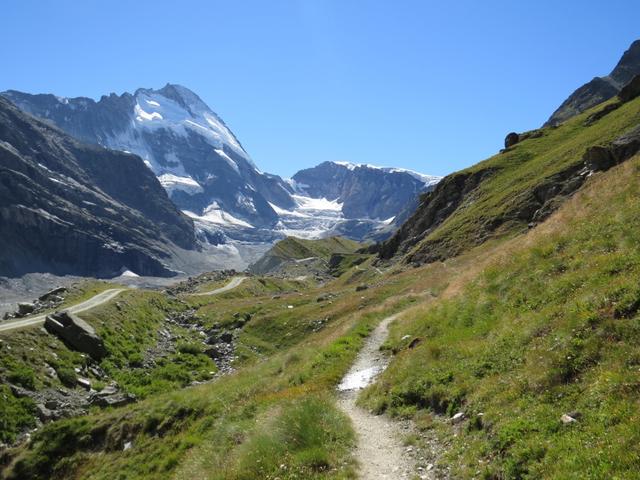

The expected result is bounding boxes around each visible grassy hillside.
[362,155,640,478]
[1,267,427,479]
[249,236,364,275]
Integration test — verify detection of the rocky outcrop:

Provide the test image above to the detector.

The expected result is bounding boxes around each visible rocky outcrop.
[0,96,196,277]
[375,168,495,260]
[44,311,107,360]
[618,74,640,103]
[546,40,640,126]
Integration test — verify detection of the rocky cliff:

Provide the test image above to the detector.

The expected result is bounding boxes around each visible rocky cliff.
[0,96,196,277]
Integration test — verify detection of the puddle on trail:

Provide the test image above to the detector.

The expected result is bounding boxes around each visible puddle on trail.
[337,365,384,391]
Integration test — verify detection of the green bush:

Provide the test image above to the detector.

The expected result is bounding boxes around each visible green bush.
[7,365,36,390]
[54,366,77,388]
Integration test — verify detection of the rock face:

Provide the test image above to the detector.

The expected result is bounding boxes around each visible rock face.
[292,161,440,220]
[44,311,107,360]
[0,96,196,277]
[546,39,640,126]
[376,168,494,261]
[1,84,294,232]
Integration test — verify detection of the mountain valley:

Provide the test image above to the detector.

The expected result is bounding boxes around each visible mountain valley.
[2,18,640,480]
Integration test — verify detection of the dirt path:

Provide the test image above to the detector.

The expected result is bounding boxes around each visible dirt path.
[337,314,431,480]
[0,288,126,333]
[191,276,247,296]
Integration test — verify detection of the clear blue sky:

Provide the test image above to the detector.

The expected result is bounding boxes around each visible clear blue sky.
[2,1,639,177]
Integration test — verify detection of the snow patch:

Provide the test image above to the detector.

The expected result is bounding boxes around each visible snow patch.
[185,203,253,228]
[158,174,204,195]
[331,161,441,186]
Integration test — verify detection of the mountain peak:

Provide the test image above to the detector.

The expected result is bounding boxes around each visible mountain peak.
[153,83,208,114]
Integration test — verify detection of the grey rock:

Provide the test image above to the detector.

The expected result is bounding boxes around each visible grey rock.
[35,403,55,421]
[97,385,119,397]
[92,392,136,408]
[38,287,67,302]
[76,377,91,390]
[45,311,107,360]
[451,412,466,424]
[217,332,234,344]
[618,73,640,103]
[17,302,35,316]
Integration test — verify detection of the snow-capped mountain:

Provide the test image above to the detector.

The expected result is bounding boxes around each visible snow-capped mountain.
[291,161,440,219]
[2,85,440,250]
[2,84,294,233]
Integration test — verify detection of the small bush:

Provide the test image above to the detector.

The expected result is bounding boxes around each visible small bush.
[8,365,36,390]
[55,366,77,388]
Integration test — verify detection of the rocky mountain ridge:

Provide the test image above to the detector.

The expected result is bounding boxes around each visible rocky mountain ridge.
[0,96,197,277]
[545,39,640,126]
[2,86,440,246]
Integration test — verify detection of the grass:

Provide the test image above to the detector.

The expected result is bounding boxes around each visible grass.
[361,155,640,479]
[1,252,424,479]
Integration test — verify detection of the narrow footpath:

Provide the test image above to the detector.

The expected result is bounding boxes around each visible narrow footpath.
[337,313,434,480]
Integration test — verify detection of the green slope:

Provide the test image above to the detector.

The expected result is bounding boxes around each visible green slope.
[249,236,364,275]
[362,155,640,478]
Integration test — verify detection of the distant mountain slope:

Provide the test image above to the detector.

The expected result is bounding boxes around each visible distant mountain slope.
[2,84,294,230]
[545,39,640,126]
[378,89,640,265]
[249,236,362,275]
[291,161,440,220]
[2,87,440,244]
[0,96,196,277]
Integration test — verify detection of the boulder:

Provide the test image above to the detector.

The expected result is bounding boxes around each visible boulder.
[618,74,640,103]
[44,311,107,360]
[17,302,35,316]
[76,377,91,390]
[610,124,640,161]
[451,412,466,424]
[217,332,234,344]
[204,345,224,359]
[504,132,520,149]
[38,287,67,302]
[355,284,369,292]
[92,392,136,408]
[583,145,615,171]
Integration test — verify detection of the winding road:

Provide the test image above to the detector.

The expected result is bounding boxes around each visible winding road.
[192,276,247,296]
[338,313,428,480]
[0,288,127,333]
